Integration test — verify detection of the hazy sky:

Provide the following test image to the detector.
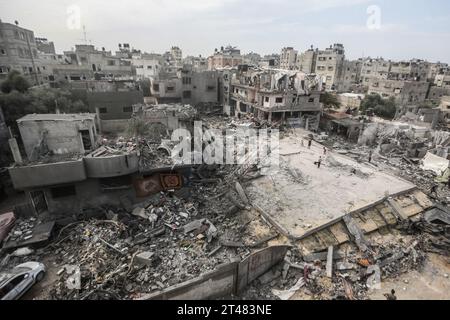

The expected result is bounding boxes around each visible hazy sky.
[1,0,449,62]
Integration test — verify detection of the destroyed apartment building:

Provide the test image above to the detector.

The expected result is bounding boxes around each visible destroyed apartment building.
[6,113,190,219]
[225,66,324,130]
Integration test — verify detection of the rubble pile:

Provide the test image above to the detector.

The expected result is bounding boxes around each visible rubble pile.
[6,217,37,243]
[243,231,429,300]
[398,209,450,257]
[42,186,251,299]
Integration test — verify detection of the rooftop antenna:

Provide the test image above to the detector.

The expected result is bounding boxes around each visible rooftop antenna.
[78,25,92,45]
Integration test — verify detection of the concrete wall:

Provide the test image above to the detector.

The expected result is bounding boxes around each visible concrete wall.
[236,245,290,292]
[84,153,139,178]
[140,260,240,300]
[140,245,290,300]
[31,176,137,216]
[9,159,87,189]
[17,117,96,159]
[88,91,144,120]
[99,119,129,134]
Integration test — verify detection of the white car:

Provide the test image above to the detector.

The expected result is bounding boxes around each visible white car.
[0,261,46,300]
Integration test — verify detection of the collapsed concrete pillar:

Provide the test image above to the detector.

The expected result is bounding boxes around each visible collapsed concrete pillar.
[9,137,23,165]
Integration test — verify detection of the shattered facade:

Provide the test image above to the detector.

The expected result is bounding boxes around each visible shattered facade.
[368,79,430,105]
[227,66,323,130]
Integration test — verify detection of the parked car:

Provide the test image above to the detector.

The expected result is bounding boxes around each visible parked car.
[0,261,46,300]
[0,212,15,243]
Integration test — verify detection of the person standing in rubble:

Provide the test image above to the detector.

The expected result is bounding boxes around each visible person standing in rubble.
[314,156,322,168]
[430,184,438,196]
[308,139,312,149]
[368,151,373,163]
[323,147,327,155]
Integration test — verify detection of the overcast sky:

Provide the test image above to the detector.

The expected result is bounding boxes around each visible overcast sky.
[1,0,449,62]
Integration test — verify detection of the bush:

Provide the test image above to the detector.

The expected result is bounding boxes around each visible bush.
[360,94,397,120]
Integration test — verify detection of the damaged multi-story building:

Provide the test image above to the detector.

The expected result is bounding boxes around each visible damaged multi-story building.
[225,65,323,129]
[280,47,298,71]
[131,53,163,80]
[0,19,49,85]
[207,46,243,70]
[6,112,189,218]
[312,44,345,91]
[149,66,220,109]
[367,78,430,105]
[7,113,134,217]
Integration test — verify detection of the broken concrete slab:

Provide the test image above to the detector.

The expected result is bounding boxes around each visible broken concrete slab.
[336,262,357,271]
[343,215,370,252]
[11,247,34,257]
[245,128,415,239]
[303,250,343,262]
[135,251,155,267]
[258,269,281,285]
[235,181,249,204]
[326,246,333,278]
[131,207,148,220]
[272,277,305,300]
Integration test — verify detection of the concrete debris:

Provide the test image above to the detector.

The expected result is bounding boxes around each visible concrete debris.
[135,251,155,267]
[11,247,34,257]
[259,269,281,285]
[65,265,81,290]
[272,277,305,300]
[1,114,449,301]
[326,246,334,278]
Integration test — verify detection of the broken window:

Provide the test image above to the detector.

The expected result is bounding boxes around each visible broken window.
[153,84,160,92]
[275,97,283,103]
[0,48,5,55]
[183,90,192,98]
[99,107,107,114]
[123,106,132,113]
[308,98,315,103]
[265,97,269,103]
[182,77,192,85]
[80,129,92,151]
[167,86,175,92]
[30,190,48,214]
[51,185,76,199]
[100,175,132,191]
[206,85,215,91]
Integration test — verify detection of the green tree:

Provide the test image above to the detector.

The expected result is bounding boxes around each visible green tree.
[360,93,397,120]
[1,70,30,94]
[0,80,88,129]
[320,92,341,109]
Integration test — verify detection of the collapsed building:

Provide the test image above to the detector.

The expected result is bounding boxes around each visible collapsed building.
[6,113,192,219]
[225,66,323,130]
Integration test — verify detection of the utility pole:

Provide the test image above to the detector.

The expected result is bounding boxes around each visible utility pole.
[25,31,39,85]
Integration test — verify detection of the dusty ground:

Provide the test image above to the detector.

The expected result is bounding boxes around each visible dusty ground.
[246,128,414,238]
[369,254,450,300]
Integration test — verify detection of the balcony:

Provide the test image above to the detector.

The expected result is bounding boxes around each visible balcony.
[83,153,139,178]
[9,159,86,189]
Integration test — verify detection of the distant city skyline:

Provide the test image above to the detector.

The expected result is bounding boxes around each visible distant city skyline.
[1,0,450,63]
